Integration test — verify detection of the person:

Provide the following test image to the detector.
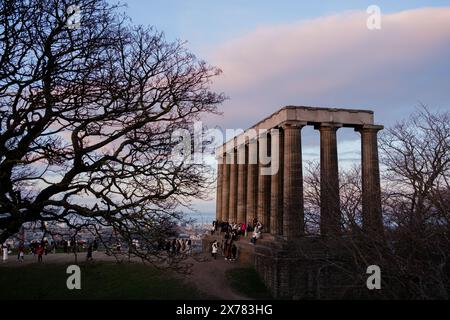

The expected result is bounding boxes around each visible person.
[240,223,246,237]
[250,229,258,244]
[86,244,93,261]
[211,240,218,259]
[222,239,228,257]
[17,243,25,261]
[176,239,181,255]
[2,243,8,262]
[231,243,238,261]
[36,244,44,263]
[181,239,186,253]
[245,222,252,237]
[220,221,227,233]
[252,217,258,230]
[171,239,176,255]
[226,239,232,261]
[93,239,98,252]
[255,222,262,240]
[185,239,191,255]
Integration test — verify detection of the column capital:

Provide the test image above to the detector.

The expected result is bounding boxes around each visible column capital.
[355,124,384,133]
[314,122,343,131]
[247,137,258,145]
[256,131,270,140]
[216,152,226,164]
[279,121,306,129]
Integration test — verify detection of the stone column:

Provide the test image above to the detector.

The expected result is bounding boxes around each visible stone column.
[359,125,384,238]
[270,128,284,235]
[221,152,231,222]
[229,149,238,223]
[237,144,248,224]
[282,123,305,239]
[257,133,271,230]
[246,139,258,225]
[215,155,224,222]
[317,123,341,236]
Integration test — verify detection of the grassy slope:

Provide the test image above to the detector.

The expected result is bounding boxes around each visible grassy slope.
[225,267,272,300]
[0,262,205,300]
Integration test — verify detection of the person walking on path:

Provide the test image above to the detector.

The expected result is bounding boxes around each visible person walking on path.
[226,239,233,261]
[17,243,25,261]
[36,244,44,263]
[211,240,218,260]
[2,243,8,262]
[86,244,93,261]
[240,223,246,237]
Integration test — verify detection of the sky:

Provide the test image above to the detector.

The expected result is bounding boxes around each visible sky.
[120,1,450,217]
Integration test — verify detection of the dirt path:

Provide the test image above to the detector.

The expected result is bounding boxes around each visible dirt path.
[184,254,252,300]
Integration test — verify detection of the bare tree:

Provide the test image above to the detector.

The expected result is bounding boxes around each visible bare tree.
[0,0,225,267]
[380,106,450,236]
[378,106,450,298]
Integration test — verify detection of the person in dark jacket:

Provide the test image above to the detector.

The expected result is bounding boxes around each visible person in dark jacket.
[86,244,93,261]
[231,243,238,261]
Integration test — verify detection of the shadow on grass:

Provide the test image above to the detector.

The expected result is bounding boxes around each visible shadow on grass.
[225,267,273,300]
[0,262,206,300]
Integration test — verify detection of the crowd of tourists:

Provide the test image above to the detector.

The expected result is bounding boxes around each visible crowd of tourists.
[2,240,51,263]
[209,218,264,262]
[161,238,193,256]
[1,238,99,263]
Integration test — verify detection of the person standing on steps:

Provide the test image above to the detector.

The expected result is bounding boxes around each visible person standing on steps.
[211,240,218,259]
[240,223,246,237]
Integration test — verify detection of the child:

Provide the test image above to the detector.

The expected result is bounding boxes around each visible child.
[211,240,218,259]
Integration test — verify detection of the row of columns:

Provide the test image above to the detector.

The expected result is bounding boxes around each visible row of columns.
[216,123,383,239]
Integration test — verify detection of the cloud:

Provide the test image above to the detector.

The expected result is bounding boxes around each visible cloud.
[205,7,450,131]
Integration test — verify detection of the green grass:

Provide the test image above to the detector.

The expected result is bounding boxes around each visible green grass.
[225,268,272,299]
[0,262,205,300]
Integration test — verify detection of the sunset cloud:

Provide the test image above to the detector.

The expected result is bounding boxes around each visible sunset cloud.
[194,7,450,214]
[206,7,450,131]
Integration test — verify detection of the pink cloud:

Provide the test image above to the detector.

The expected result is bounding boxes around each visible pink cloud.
[204,7,450,130]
